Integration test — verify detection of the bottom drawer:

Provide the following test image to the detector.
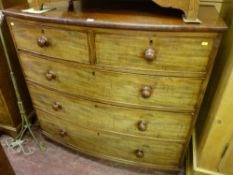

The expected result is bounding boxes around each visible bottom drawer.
[37,110,184,170]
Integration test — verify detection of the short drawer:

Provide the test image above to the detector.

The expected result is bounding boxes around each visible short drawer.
[19,53,202,110]
[28,83,192,141]
[38,110,184,169]
[8,18,89,63]
[95,32,215,73]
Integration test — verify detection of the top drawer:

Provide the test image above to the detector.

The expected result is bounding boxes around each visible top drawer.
[95,32,215,74]
[8,18,89,63]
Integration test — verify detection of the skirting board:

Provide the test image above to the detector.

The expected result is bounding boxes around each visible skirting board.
[186,131,226,175]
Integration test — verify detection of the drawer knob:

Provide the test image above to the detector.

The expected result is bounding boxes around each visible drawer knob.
[144,48,156,62]
[138,121,147,131]
[45,70,56,81]
[135,149,144,158]
[141,86,152,98]
[59,129,67,137]
[37,36,49,48]
[52,102,62,111]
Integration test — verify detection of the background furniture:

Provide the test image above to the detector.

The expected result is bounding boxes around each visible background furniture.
[0,0,26,9]
[3,0,226,171]
[0,0,33,137]
[186,1,233,174]
[28,0,200,22]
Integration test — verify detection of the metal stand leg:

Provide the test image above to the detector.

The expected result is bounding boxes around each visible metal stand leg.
[0,13,46,152]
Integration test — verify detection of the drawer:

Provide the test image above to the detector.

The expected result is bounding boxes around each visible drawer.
[19,52,202,110]
[8,18,89,63]
[95,32,214,73]
[38,110,184,169]
[28,83,192,141]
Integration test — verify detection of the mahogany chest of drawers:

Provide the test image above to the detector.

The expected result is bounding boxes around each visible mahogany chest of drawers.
[3,1,227,171]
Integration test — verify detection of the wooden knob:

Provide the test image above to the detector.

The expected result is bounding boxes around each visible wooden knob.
[144,48,156,61]
[138,121,147,131]
[45,70,56,81]
[135,149,144,158]
[141,86,152,98]
[52,102,62,111]
[59,129,67,137]
[37,36,49,47]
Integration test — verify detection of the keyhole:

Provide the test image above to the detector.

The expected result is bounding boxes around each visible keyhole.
[41,29,45,34]
[92,72,95,76]
[149,40,153,46]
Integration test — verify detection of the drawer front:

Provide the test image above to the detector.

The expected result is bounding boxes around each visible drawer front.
[28,84,192,141]
[8,18,89,63]
[95,33,214,73]
[19,53,202,110]
[38,110,184,168]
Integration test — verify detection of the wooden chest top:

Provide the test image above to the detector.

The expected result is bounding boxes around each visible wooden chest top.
[3,1,227,32]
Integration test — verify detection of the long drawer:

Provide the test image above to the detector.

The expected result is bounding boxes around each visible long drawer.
[28,83,192,141]
[38,110,184,169]
[95,32,215,73]
[9,18,89,63]
[19,52,202,110]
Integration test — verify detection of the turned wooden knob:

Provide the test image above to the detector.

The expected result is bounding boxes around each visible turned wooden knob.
[52,102,62,111]
[135,149,144,158]
[59,129,67,137]
[37,36,49,47]
[138,121,147,131]
[45,70,56,81]
[144,48,156,62]
[141,86,152,98]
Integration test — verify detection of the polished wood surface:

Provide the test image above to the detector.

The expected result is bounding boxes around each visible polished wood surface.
[28,83,193,142]
[2,1,227,32]
[95,32,215,74]
[38,110,184,170]
[0,144,15,175]
[9,18,89,64]
[4,1,227,170]
[18,52,202,111]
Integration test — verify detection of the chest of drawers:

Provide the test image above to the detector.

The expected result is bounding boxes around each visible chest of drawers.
[3,1,227,171]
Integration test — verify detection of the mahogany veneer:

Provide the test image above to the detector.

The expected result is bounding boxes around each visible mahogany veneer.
[3,1,227,171]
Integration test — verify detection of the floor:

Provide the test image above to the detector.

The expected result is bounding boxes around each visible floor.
[0,124,184,175]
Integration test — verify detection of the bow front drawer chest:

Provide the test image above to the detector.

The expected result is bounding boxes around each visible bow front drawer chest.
[3,1,227,171]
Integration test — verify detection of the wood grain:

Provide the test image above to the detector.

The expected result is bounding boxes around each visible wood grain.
[3,1,226,170]
[38,110,184,169]
[2,2,227,32]
[18,52,202,111]
[96,32,215,73]
[28,83,193,142]
[9,18,89,64]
